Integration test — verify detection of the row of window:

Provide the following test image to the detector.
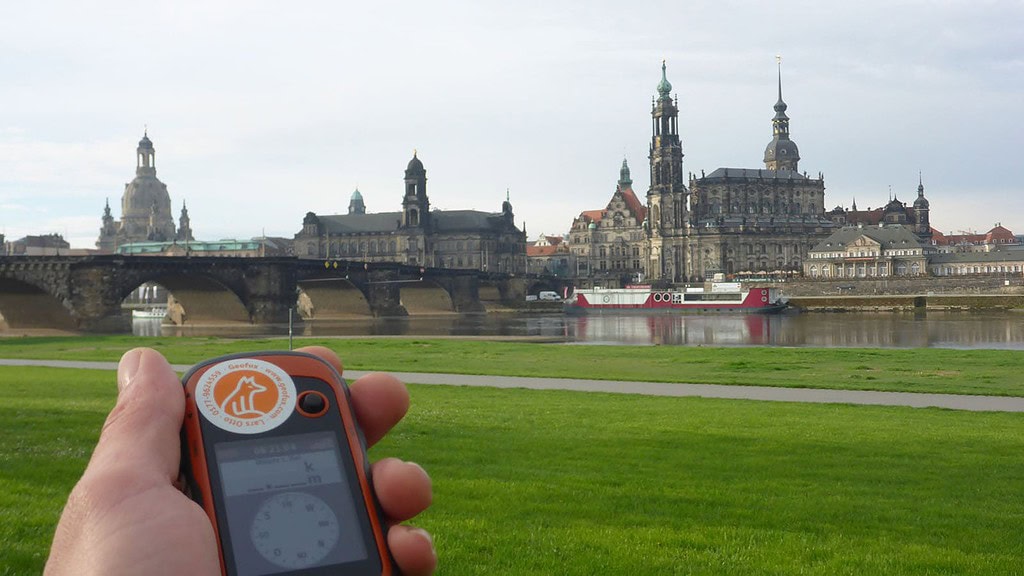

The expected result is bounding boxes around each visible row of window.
[933,265,1024,275]
[806,262,923,277]
[702,203,818,216]
[595,260,644,271]
[811,249,921,259]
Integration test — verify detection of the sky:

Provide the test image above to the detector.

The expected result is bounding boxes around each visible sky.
[1,0,1022,249]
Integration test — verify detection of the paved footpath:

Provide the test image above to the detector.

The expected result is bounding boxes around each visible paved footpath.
[3,358,1024,413]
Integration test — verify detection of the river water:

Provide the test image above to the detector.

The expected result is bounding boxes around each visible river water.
[132,311,1024,350]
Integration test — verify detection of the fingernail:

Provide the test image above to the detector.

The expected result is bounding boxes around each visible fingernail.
[117,348,144,393]
[411,527,435,556]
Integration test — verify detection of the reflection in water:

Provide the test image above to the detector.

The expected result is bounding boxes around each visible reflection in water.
[133,311,1024,350]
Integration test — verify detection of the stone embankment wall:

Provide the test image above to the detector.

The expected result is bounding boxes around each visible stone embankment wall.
[765,276,1024,311]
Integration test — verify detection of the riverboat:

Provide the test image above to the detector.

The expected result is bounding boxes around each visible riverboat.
[564,283,787,315]
[131,307,168,319]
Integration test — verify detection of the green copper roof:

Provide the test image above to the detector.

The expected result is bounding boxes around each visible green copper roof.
[657,61,672,98]
[352,188,363,200]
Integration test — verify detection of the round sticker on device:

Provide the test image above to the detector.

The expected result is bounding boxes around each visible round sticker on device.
[194,359,296,434]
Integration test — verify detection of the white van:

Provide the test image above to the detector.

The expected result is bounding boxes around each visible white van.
[538,291,561,301]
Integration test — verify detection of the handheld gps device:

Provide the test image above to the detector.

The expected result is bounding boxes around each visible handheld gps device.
[180,351,394,576]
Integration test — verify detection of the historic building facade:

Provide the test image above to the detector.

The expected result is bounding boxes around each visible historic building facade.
[526,233,574,276]
[96,133,193,252]
[569,159,648,282]
[827,176,932,241]
[644,62,835,282]
[294,153,527,274]
[804,224,932,278]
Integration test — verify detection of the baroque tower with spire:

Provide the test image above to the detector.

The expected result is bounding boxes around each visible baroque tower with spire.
[764,57,801,171]
[646,61,689,281]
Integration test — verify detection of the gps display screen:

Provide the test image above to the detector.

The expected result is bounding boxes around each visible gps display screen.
[214,431,369,575]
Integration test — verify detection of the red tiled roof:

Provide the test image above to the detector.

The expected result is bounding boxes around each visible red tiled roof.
[935,225,1017,246]
[986,225,1016,242]
[618,185,647,222]
[527,245,562,257]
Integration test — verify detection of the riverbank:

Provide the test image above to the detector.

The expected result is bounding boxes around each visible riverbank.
[4,336,1024,396]
[789,293,1024,312]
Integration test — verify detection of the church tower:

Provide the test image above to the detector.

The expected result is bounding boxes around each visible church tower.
[401,152,430,229]
[913,173,931,239]
[763,58,800,171]
[176,200,194,242]
[646,61,688,280]
[348,188,366,215]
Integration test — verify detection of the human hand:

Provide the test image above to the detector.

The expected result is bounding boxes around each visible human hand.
[45,346,436,576]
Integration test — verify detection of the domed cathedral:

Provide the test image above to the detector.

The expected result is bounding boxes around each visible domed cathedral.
[645,61,690,281]
[96,132,193,252]
[295,152,527,273]
[681,58,834,280]
[568,158,649,283]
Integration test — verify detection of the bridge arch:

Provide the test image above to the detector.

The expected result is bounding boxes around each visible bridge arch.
[0,277,76,330]
[297,278,372,319]
[400,279,455,314]
[120,273,249,325]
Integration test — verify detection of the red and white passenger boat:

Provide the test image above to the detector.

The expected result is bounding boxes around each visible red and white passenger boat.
[564,283,787,315]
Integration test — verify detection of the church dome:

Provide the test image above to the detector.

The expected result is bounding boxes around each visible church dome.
[406,152,425,175]
[763,138,800,163]
[351,189,363,201]
[138,133,153,149]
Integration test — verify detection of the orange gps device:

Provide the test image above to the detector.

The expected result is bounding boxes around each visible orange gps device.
[180,351,394,576]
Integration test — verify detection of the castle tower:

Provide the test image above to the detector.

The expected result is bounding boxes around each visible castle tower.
[763,58,801,171]
[348,188,366,215]
[913,173,931,238]
[401,151,430,229]
[646,61,688,280]
[619,158,633,189]
[176,200,194,242]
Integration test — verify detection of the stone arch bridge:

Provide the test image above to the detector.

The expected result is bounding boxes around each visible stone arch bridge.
[0,256,570,332]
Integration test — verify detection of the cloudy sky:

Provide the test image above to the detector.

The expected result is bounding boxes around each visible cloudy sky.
[1,0,1022,249]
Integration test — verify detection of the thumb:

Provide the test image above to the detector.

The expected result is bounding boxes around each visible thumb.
[86,348,185,486]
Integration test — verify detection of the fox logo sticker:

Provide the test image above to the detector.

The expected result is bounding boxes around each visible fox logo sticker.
[195,359,296,433]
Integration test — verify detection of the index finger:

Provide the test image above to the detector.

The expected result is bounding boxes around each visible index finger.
[295,346,410,447]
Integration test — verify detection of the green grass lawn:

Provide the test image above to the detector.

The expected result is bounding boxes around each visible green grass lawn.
[3,335,1024,396]
[3,365,1023,575]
